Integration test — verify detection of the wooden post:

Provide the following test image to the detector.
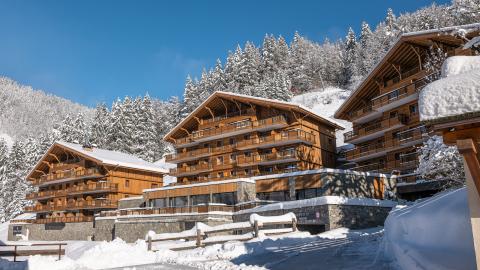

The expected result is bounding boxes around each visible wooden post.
[292,218,297,232]
[13,245,17,262]
[58,244,62,260]
[457,139,480,269]
[254,220,259,238]
[196,226,202,247]
[147,236,152,251]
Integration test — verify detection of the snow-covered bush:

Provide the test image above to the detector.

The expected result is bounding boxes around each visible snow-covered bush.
[416,135,465,187]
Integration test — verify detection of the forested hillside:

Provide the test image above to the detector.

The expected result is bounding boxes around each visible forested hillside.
[0,0,478,222]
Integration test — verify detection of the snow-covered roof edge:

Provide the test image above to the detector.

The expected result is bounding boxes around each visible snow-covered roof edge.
[251,168,391,180]
[26,141,168,180]
[164,91,344,141]
[334,23,480,119]
[143,178,256,193]
[235,196,397,215]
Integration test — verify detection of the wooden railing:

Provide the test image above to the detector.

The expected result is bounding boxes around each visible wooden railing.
[25,204,67,212]
[170,163,213,177]
[345,128,425,161]
[236,130,315,149]
[66,200,117,210]
[200,109,252,125]
[67,183,118,194]
[34,167,103,185]
[236,149,297,166]
[26,190,67,200]
[350,162,387,173]
[344,114,408,142]
[176,115,288,145]
[0,243,67,262]
[35,216,94,224]
[166,145,234,163]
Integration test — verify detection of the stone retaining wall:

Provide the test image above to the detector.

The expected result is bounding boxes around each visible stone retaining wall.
[8,222,94,241]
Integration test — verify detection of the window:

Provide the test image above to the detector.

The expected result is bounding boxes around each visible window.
[389,111,397,118]
[244,134,250,140]
[191,194,210,205]
[244,151,251,157]
[409,104,417,114]
[150,198,167,208]
[230,154,236,162]
[217,172,224,178]
[257,191,289,201]
[217,156,224,164]
[231,170,236,176]
[328,138,333,146]
[395,153,401,160]
[172,196,188,207]
[217,141,223,147]
[229,138,235,145]
[151,183,158,189]
[212,192,236,205]
[244,169,251,175]
[125,180,130,188]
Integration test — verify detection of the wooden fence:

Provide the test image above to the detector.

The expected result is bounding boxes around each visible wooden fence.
[0,243,67,262]
[147,213,297,251]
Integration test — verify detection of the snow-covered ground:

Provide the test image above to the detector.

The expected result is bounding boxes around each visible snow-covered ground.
[383,187,476,270]
[290,88,352,146]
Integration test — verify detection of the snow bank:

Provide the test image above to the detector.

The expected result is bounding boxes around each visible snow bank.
[290,88,353,146]
[237,196,397,215]
[383,187,476,270]
[249,212,296,226]
[419,56,480,121]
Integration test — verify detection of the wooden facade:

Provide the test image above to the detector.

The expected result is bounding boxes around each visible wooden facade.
[335,25,480,193]
[151,91,343,205]
[25,142,165,223]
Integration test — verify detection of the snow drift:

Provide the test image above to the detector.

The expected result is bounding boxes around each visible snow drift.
[419,56,480,121]
[383,187,476,270]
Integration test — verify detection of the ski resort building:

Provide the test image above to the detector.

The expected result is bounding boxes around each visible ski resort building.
[334,24,480,200]
[23,141,166,224]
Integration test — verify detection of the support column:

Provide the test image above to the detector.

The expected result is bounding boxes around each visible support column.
[288,176,296,201]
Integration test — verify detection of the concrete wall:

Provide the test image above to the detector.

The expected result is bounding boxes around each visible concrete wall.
[8,222,94,241]
[118,196,144,209]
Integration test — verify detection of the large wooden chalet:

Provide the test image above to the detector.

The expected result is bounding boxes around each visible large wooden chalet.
[146,91,344,206]
[25,142,166,223]
[334,23,480,199]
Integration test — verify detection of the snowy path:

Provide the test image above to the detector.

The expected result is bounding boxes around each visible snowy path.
[101,262,196,270]
[229,231,392,270]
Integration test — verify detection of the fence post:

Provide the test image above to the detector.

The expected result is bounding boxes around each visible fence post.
[196,222,202,247]
[254,220,259,238]
[147,236,152,251]
[292,218,297,232]
[13,245,17,262]
[58,244,62,260]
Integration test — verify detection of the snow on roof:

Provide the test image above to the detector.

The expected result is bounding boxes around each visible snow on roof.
[335,23,480,118]
[56,141,168,174]
[419,56,480,122]
[11,213,36,220]
[118,196,143,201]
[251,168,390,180]
[164,91,344,141]
[235,196,397,215]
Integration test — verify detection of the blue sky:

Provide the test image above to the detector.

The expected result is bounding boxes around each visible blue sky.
[0,0,450,107]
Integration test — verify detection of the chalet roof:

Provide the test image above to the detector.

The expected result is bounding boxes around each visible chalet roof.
[164,91,344,141]
[27,141,168,180]
[334,23,480,120]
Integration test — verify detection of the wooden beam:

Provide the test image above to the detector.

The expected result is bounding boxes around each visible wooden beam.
[409,45,423,70]
[48,153,61,163]
[230,99,242,112]
[220,99,228,115]
[41,161,52,168]
[192,116,201,124]
[35,170,46,176]
[205,106,215,118]
[390,62,402,78]
[456,139,480,197]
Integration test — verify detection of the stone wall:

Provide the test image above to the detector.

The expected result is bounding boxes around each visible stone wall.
[236,181,256,203]
[233,204,391,232]
[8,222,94,241]
[93,218,116,241]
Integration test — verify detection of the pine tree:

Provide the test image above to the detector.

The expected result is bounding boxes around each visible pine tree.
[91,103,110,148]
[181,76,199,117]
[342,27,358,88]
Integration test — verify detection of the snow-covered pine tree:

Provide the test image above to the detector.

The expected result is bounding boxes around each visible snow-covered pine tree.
[342,27,358,88]
[181,75,199,117]
[0,139,9,221]
[134,95,159,162]
[91,103,110,148]
[416,135,465,188]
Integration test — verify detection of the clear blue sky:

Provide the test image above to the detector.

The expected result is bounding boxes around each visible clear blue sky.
[0,0,449,107]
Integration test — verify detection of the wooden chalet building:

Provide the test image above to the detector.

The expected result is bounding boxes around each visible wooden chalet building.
[147,91,344,206]
[24,142,166,224]
[334,23,480,199]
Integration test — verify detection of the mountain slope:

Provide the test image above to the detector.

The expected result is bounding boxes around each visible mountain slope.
[290,88,352,146]
[0,77,92,140]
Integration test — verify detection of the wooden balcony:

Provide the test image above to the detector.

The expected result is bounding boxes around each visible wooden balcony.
[347,71,439,124]
[350,162,387,173]
[235,130,315,150]
[175,115,288,147]
[67,183,118,195]
[236,149,297,167]
[345,127,426,162]
[24,204,66,213]
[26,190,66,200]
[66,200,117,210]
[166,145,234,164]
[35,216,94,224]
[33,168,104,186]
[170,163,213,177]
[344,114,408,144]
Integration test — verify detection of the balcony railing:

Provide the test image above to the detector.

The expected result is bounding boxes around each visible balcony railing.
[66,200,117,210]
[170,163,213,177]
[26,190,67,200]
[201,110,252,125]
[100,205,235,217]
[345,127,426,161]
[350,162,387,173]
[175,115,288,146]
[166,145,234,163]
[67,183,118,195]
[236,130,316,149]
[35,216,94,224]
[34,168,104,186]
[347,104,373,121]
[344,114,407,143]
[236,149,297,166]
[24,204,66,213]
